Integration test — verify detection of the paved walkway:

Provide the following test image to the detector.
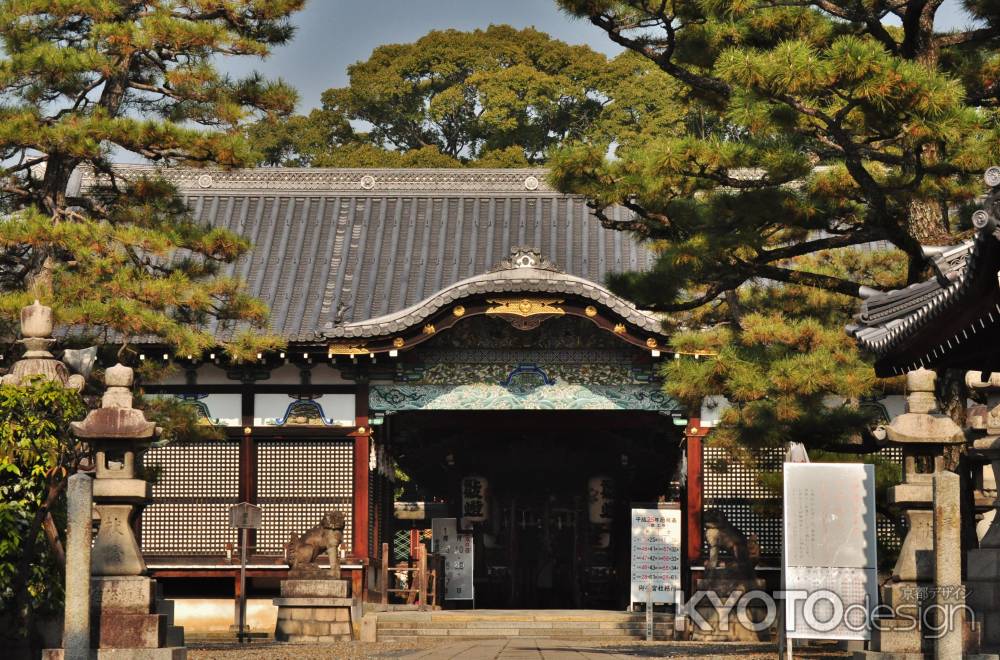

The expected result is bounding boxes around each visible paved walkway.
[396,639,781,659]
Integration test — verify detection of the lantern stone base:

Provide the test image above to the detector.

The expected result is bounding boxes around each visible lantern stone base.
[273,579,354,643]
[43,576,185,660]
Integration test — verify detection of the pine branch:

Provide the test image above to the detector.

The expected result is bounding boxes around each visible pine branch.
[586,7,731,99]
[752,262,865,297]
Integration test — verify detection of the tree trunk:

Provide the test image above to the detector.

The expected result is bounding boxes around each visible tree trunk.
[10,480,64,658]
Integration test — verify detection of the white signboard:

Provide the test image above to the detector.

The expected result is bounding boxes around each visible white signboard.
[630,505,682,605]
[431,517,474,601]
[783,463,878,641]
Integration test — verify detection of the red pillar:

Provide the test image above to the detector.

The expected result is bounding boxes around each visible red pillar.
[685,418,708,566]
[352,381,371,560]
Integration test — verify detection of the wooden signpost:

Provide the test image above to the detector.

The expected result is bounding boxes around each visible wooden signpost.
[229,502,262,643]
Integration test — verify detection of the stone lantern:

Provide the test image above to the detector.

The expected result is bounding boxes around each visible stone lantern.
[71,363,157,575]
[872,368,964,656]
[966,370,1000,652]
[47,363,185,657]
[1,299,84,390]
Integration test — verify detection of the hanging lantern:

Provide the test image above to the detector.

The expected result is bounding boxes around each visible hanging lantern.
[588,475,615,524]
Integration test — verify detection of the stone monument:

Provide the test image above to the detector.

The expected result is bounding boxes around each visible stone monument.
[863,369,965,658]
[44,360,185,659]
[274,511,354,642]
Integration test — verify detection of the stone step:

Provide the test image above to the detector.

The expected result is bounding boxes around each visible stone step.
[379,629,679,640]
[377,620,676,630]
[373,609,680,641]
[376,613,675,623]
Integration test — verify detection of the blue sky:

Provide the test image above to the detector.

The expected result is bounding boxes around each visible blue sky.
[225,0,977,112]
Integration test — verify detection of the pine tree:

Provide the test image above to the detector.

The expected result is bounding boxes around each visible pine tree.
[0,1,304,360]
[0,2,304,651]
[553,1,999,454]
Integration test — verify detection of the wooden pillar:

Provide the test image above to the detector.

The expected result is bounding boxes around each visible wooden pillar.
[684,418,708,566]
[353,380,371,559]
[410,528,421,559]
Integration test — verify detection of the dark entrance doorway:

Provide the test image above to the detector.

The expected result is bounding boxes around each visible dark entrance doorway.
[385,410,683,609]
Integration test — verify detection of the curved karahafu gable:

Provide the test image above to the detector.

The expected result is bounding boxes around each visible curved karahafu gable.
[324,247,669,355]
[847,168,1000,376]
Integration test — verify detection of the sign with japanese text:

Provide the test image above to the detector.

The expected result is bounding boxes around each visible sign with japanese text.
[629,504,681,605]
[432,517,474,601]
[783,463,877,641]
[228,502,262,529]
[460,476,489,528]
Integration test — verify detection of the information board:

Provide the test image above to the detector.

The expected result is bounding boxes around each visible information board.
[629,504,682,605]
[783,463,877,641]
[431,517,474,601]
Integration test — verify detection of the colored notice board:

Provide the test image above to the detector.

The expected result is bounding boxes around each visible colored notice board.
[431,517,475,601]
[629,504,682,605]
[782,463,878,640]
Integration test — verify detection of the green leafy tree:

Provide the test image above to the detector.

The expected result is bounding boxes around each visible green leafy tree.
[0,381,85,651]
[553,1,1000,453]
[0,1,305,651]
[248,25,689,167]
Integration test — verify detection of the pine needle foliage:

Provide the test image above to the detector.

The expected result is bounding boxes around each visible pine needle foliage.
[0,1,305,360]
[554,1,999,451]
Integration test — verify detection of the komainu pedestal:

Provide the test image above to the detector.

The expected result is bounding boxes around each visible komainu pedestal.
[274,511,354,642]
[273,579,354,643]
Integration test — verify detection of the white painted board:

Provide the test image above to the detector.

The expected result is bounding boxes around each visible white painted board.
[630,505,682,605]
[432,517,474,601]
[783,463,878,640]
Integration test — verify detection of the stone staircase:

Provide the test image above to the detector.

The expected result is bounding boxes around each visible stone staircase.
[372,609,677,641]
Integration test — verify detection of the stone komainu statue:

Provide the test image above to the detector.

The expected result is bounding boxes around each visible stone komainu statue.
[286,511,347,578]
[703,508,761,578]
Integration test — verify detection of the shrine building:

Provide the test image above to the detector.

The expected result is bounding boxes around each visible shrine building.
[74,166,777,629]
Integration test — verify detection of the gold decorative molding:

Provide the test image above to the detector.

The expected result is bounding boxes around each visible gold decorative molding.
[485,298,565,318]
[327,343,370,356]
[452,305,466,317]
[423,323,436,335]
[392,337,405,348]
[584,305,598,317]
[646,338,658,349]
[613,323,626,334]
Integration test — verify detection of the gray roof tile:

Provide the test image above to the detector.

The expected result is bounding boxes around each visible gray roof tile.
[84,167,656,342]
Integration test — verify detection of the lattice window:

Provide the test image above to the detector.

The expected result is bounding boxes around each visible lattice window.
[141,441,240,555]
[393,529,411,563]
[256,440,353,554]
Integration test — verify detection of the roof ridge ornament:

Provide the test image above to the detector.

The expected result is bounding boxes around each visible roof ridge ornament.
[491,247,561,273]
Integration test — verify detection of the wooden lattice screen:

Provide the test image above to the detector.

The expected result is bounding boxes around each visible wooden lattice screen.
[256,439,354,554]
[141,439,354,556]
[142,441,241,555]
[702,445,904,559]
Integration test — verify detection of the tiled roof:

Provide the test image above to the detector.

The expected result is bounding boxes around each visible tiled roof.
[77,167,655,342]
[847,171,1000,375]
